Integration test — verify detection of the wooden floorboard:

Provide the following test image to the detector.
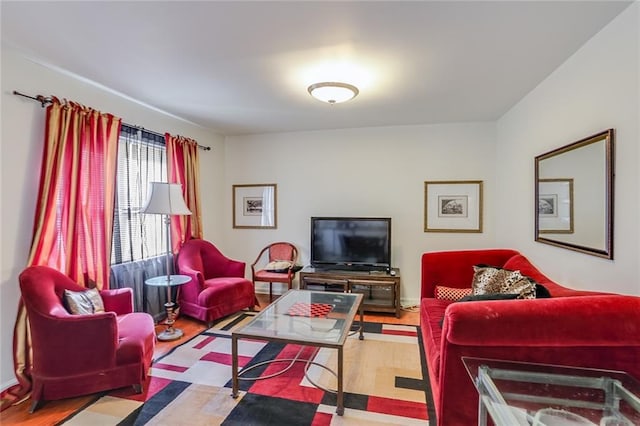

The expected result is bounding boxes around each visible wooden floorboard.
[0,293,419,425]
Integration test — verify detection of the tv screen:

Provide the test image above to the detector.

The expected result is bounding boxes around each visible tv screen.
[310,217,391,271]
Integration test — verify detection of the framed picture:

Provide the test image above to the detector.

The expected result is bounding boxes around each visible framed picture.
[424,180,483,232]
[232,184,277,229]
[538,178,573,233]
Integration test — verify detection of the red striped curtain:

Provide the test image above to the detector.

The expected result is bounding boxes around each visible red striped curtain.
[165,133,203,252]
[4,98,120,409]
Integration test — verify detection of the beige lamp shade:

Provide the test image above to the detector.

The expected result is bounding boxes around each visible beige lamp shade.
[141,182,192,216]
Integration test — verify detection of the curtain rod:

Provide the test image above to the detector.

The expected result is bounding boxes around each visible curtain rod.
[13,90,212,151]
[122,124,211,151]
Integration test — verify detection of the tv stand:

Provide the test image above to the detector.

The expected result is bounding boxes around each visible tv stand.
[299,267,401,318]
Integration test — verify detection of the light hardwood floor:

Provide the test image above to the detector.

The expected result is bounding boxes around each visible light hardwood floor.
[1,293,419,425]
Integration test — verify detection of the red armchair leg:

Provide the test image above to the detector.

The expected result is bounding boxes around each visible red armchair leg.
[29,399,43,414]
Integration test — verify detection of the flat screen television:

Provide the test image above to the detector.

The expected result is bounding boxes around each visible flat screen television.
[310,217,391,272]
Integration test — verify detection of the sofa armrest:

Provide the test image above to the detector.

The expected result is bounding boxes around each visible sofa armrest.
[443,295,640,347]
[101,288,134,315]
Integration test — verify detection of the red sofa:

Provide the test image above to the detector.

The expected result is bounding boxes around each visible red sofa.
[420,249,640,426]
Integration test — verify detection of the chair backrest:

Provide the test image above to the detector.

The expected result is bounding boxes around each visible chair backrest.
[19,265,119,375]
[177,239,237,280]
[19,265,87,318]
[267,242,298,263]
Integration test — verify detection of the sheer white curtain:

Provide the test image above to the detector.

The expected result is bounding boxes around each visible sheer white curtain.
[110,125,172,318]
[261,185,276,227]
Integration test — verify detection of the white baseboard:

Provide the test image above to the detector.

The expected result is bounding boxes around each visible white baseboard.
[254,283,287,296]
[1,378,18,394]
[400,297,420,309]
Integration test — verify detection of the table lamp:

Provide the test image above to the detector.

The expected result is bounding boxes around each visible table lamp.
[142,182,191,340]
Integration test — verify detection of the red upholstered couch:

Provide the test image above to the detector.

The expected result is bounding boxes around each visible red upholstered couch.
[420,249,640,426]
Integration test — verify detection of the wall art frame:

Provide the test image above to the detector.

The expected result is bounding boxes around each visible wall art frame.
[424,180,483,233]
[232,183,277,229]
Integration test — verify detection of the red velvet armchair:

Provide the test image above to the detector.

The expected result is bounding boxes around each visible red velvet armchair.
[19,265,156,412]
[175,239,255,326]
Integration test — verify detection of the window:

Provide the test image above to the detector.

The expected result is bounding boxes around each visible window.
[111,126,167,265]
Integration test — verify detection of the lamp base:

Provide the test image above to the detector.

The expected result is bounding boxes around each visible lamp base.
[157,327,184,341]
[157,300,183,341]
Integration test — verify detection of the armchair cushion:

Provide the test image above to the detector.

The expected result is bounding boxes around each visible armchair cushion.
[64,287,105,314]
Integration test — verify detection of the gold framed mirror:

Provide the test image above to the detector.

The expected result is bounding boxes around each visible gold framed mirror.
[535,129,614,259]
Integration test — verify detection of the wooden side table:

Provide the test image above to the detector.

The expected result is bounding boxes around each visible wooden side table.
[145,274,191,341]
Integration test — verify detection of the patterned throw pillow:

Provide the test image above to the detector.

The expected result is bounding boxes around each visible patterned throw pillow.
[471,265,536,299]
[434,285,473,301]
[264,260,293,272]
[64,288,105,315]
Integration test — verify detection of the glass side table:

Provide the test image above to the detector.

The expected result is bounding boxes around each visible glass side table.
[145,274,191,341]
[463,357,640,426]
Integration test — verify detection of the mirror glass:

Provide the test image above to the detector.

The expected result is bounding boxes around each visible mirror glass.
[535,129,614,259]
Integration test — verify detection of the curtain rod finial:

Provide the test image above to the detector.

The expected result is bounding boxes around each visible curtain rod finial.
[13,90,52,107]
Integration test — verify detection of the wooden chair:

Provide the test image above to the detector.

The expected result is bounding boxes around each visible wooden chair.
[251,242,299,301]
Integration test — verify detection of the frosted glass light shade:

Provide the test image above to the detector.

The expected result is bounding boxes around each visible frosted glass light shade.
[142,182,191,215]
[308,82,359,104]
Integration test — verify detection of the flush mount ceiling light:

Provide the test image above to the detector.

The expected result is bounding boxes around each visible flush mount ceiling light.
[307,82,359,104]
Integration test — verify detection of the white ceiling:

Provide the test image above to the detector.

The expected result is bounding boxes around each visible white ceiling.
[1,1,632,136]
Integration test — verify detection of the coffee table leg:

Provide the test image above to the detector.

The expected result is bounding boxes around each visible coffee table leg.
[478,393,487,426]
[359,300,364,340]
[337,346,344,415]
[231,335,239,398]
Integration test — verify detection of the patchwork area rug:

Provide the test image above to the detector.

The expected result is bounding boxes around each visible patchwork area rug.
[61,313,430,425]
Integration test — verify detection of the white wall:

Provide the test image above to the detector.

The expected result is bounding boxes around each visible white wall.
[0,47,226,390]
[495,3,639,295]
[224,123,498,303]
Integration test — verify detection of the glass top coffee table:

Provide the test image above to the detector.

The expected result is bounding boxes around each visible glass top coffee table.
[463,357,640,426]
[231,289,364,415]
